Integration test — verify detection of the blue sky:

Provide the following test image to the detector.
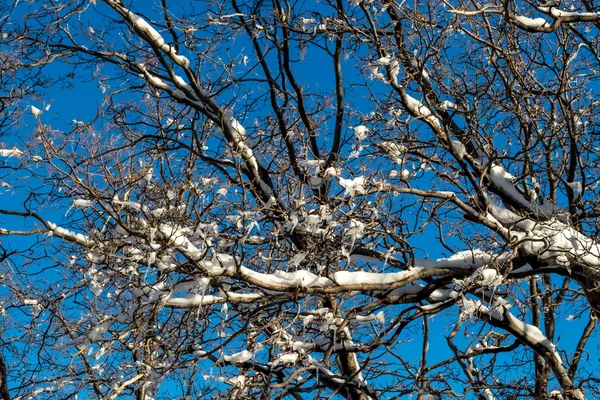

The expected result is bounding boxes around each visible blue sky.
[1,1,600,399]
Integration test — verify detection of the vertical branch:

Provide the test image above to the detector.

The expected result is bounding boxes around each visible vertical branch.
[530,278,550,396]
[325,0,345,167]
[0,352,9,400]
[418,315,429,393]
[568,317,596,379]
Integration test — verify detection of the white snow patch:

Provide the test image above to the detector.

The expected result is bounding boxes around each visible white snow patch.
[460,297,504,321]
[506,311,562,365]
[222,350,253,363]
[451,140,466,160]
[482,388,495,400]
[380,141,406,163]
[0,148,24,158]
[488,165,535,212]
[386,283,424,298]
[333,270,411,285]
[128,11,167,49]
[273,353,299,365]
[402,93,441,129]
[353,125,369,140]
[88,322,111,342]
[339,176,366,196]
[355,311,385,324]
[566,180,582,195]
[538,6,600,19]
[438,100,456,110]
[30,105,42,117]
[514,15,549,28]
[429,288,459,302]
[73,199,93,208]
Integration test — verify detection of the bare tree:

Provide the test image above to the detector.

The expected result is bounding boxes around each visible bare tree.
[1,0,600,399]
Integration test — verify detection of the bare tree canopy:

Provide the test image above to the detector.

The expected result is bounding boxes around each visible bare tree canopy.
[1,0,600,399]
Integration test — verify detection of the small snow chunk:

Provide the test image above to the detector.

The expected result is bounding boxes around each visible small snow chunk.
[480,268,502,286]
[274,353,299,365]
[88,322,111,342]
[339,176,366,196]
[31,105,42,118]
[380,141,406,163]
[193,349,207,359]
[324,167,339,178]
[377,56,392,65]
[73,199,93,208]
[290,253,306,267]
[451,140,466,160]
[353,125,368,140]
[482,389,495,400]
[0,148,24,158]
[222,350,253,364]
[566,181,582,195]
[438,100,456,110]
[514,15,549,28]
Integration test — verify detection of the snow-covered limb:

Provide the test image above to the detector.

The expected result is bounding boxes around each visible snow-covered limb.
[210,253,481,291]
[0,148,24,158]
[165,292,262,308]
[488,164,537,212]
[46,222,93,247]
[537,6,600,20]
[482,191,600,279]
[136,64,202,107]
[447,6,501,16]
[449,4,600,32]
[159,211,600,306]
[512,15,549,29]
[223,111,262,179]
[111,2,192,68]
[399,91,442,130]
[269,320,377,399]
[467,298,584,399]
[158,249,505,308]
[512,218,600,272]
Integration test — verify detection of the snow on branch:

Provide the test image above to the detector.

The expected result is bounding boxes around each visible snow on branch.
[113,2,191,67]
[462,297,570,382]
[513,219,600,270]
[159,249,500,307]
[449,3,600,33]
[488,164,534,211]
[512,15,549,29]
[537,6,600,21]
[400,91,442,130]
[223,111,261,178]
[468,298,584,399]
[46,221,93,247]
[0,148,24,158]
